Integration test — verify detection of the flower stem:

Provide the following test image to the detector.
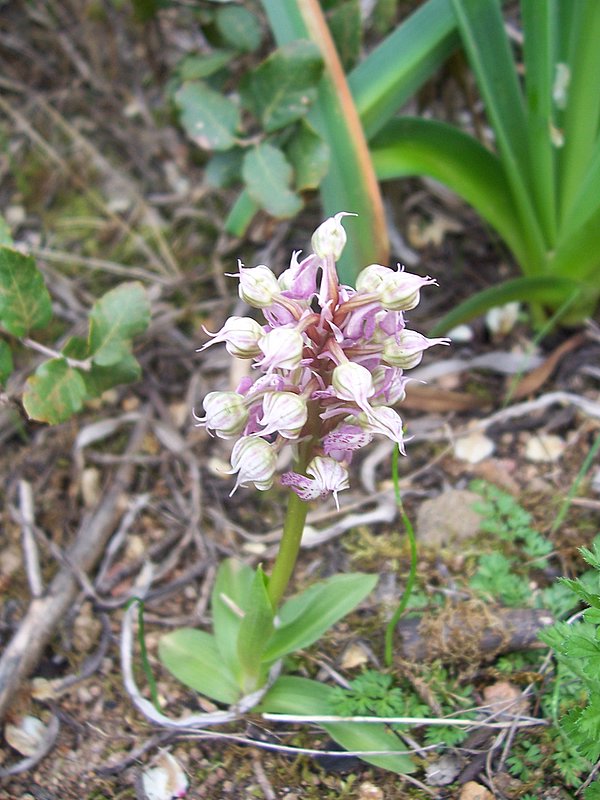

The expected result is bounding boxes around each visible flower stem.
[384,444,418,667]
[267,489,309,609]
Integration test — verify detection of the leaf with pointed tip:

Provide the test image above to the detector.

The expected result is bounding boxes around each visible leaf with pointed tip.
[88,282,150,367]
[23,359,87,424]
[177,50,235,81]
[242,143,302,218]
[176,81,241,151]
[0,247,52,337]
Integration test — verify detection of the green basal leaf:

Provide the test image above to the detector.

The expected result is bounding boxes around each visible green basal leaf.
[429,275,583,336]
[263,573,377,662]
[260,676,415,774]
[158,628,240,704]
[242,143,302,218]
[236,566,275,690]
[0,339,13,385]
[88,282,150,367]
[177,50,235,81]
[0,246,52,337]
[205,148,244,188]
[176,81,241,151]
[286,120,330,192]
[370,117,532,270]
[240,40,323,133]
[22,359,87,424]
[0,216,13,246]
[215,5,262,53]
[212,558,255,679]
[326,0,361,71]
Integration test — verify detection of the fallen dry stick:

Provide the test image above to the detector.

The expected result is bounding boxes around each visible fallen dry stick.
[0,416,148,722]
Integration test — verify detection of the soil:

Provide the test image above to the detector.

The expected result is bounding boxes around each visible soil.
[0,3,599,799]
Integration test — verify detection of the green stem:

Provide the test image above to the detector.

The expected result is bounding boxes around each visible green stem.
[384,445,418,667]
[267,489,309,609]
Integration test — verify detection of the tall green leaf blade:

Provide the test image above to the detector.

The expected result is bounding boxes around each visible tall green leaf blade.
[158,629,240,704]
[211,558,255,679]
[0,247,52,337]
[242,143,302,218]
[521,0,557,245]
[559,0,600,222]
[176,81,241,151]
[551,203,600,286]
[261,0,389,284]
[451,0,546,273]
[370,118,531,269]
[560,140,600,239]
[22,359,87,424]
[429,275,583,335]
[349,0,460,138]
[263,573,377,662]
[260,676,415,774]
[88,282,150,367]
[0,340,13,385]
[240,40,323,133]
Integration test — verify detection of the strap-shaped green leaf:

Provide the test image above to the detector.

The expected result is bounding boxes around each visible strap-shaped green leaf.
[242,143,302,218]
[0,340,13,385]
[236,566,274,690]
[263,573,377,662]
[370,118,532,271]
[158,629,240,704]
[88,282,150,367]
[260,676,415,774]
[176,81,241,151]
[349,0,460,138]
[211,558,255,680]
[22,359,87,424]
[0,246,52,337]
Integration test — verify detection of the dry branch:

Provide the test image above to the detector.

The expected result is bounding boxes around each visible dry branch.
[0,416,148,722]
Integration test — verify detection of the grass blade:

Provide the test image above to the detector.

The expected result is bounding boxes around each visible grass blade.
[521,0,557,245]
[558,0,600,222]
[451,0,546,273]
[429,275,582,335]
[370,117,532,270]
[349,0,460,139]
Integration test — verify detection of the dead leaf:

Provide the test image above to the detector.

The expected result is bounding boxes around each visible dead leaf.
[4,715,47,756]
[508,333,586,400]
[404,383,484,412]
[459,781,495,800]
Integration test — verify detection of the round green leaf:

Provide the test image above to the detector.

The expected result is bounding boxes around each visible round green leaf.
[240,40,323,133]
[0,246,52,337]
[23,359,87,424]
[242,143,302,218]
[216,5,262,53]
[176,81,240,151]
[177,50,235,80]
[286,121,330,191]
[88,282,150,367]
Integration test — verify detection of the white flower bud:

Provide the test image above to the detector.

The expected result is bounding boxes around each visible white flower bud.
[258,392,307,439]
[311,212,355,260]
[331,362,375,408]
[356,264,436,311]
[201,316,263,359]
[198,391,248,439]
[257,328,305,372]
[229,436,277,493]
[383,330,450,369]
[237,262,281,308]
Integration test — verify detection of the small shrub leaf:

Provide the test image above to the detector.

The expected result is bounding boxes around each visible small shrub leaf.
[23,359,87,424]
[88,282,150,367]
[242,143,302,218]
[215,6,262,53]
[176,81,240,151]
[0,247,52,337]
[286,121,330,191]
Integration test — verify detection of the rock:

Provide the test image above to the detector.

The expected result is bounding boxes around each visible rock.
[426,753,463,786]
[459,781,495,800]
[358,782,383,800]
[454,432,495,464]
[340,642,369,670]
[416,490,483,547]
[483,680,529,715]
[525,433,565,463]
